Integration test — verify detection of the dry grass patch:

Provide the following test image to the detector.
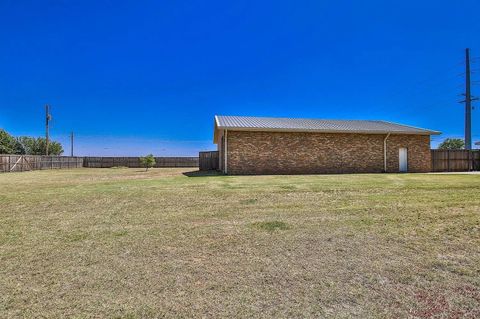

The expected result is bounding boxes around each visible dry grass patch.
[0,168,479,318]
[252,221,290,231]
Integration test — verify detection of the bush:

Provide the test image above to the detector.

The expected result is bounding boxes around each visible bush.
[140,154,156,171]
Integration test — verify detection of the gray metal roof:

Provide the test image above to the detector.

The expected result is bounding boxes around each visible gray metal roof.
[215,115,440,136]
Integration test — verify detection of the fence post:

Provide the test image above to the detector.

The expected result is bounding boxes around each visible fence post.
[431,150,435,172]
[447,150,450,172]
[469,150,472,171]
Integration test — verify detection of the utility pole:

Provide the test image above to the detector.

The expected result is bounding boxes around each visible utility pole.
[461,48,479,150]
[465,48,473,150]
[70,131,74,157]
[45,104,51,155]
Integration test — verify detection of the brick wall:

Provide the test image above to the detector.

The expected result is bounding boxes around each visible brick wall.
[386,134,431,173]
[223,130,431,174]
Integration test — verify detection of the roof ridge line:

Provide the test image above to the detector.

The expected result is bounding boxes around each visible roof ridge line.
[215,115,386,122]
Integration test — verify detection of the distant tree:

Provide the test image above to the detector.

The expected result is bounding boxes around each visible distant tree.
[17,137,39,154]
[0,129,25,154]
[140,154,156,171]
[17,136,64,155]
[438,138,465,150]
[47,141,64,155]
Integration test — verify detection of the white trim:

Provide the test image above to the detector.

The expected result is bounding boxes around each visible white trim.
[224,129,228,174]
[213,116,220,143]
[214,115,221,127]
[383,133,390,172]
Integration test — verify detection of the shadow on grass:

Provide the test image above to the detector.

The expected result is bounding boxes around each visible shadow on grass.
[182,170,224,177]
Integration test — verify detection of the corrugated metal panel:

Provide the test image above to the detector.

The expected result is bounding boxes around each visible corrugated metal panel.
[215,115,440,135]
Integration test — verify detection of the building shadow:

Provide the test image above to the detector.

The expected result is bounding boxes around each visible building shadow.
[182,170,223,177]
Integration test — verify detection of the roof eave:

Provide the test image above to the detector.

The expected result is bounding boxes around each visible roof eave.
[380,121,442,135]
[215,126,441,135]
[213,116,221,144]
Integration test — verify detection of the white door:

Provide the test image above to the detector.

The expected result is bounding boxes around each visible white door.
[399,148,408,172]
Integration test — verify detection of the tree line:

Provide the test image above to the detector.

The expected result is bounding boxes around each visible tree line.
[437,138,466,150]
[0,129,64,155]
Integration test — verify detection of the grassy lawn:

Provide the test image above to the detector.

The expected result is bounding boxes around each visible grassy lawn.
[1,168,479,318]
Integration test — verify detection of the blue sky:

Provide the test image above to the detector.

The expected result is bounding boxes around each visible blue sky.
[1,0,479,155]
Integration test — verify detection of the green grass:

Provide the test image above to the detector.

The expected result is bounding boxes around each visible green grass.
[0,168,479,318]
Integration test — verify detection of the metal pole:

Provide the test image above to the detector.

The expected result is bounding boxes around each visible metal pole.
[224,129,228,174]
[465,48,472,150]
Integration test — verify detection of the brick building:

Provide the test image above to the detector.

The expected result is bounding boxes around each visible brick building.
[213,115,440,175]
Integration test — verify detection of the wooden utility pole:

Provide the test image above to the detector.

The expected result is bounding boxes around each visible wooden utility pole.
[45,104,51,155]
[70,131,74,157]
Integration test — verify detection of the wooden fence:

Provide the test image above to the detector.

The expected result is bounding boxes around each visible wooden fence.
[83,156,199,168]
[199,151,219,171]
[3,151,476,173]
[0,155,84,173]
[431,150,480,172]
[0,155,198,172]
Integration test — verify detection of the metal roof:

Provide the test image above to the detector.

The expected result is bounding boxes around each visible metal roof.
[214,115,440,141]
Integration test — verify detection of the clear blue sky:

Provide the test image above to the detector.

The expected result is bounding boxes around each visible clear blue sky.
[1,0,479,155]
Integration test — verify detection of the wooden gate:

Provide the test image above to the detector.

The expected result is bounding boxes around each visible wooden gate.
[0,155,84,173]
[199,151,219,171]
